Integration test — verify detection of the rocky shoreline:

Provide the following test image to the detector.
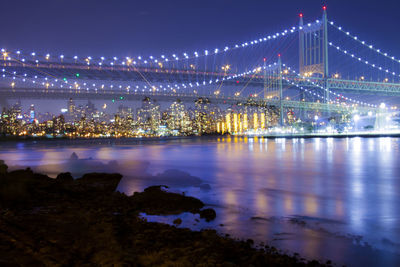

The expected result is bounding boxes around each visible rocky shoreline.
[0,161,331,266]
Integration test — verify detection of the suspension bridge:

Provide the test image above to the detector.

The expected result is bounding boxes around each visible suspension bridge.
[1,6,399,123]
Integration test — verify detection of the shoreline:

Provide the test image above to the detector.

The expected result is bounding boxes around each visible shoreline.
[0,165,331,266]
[1,132,400,143]
[237,132,400,139]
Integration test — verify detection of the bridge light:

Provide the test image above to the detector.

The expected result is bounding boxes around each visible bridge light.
[76,73,80,77]
[222,65,230,71]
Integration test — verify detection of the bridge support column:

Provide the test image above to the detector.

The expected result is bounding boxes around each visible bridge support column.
[278,56,284,126]
[322,6,330,111]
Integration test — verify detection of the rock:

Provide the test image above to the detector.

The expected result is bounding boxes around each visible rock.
[56,172,74,182]
[0,160,8,174]
[173,218,182,226]
[70,152,79,160]
[75,173,122,193]
[131,185,204,215]
[289,218,306,226]
[199,208,216,222]
[0,168,54,208]
[246,239,254,245]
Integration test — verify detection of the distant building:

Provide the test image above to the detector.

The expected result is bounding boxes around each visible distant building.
[29,104,35,123]
[137,97,161,133]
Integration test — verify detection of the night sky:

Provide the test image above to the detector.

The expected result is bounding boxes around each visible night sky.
[1,0,400,113]
[2,0,400,58]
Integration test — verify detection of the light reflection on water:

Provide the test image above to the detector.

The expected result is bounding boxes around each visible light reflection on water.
[0,137,400,266]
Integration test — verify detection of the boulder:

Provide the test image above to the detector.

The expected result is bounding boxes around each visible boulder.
[56,172,74,183]
[75,173,122,193]
[69,152,79,160]
[199,208,216,222]
[173,218,182,226]
[131,185,204,215]
[0,160,8,174]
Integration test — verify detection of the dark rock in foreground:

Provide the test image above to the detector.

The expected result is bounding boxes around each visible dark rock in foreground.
[200,208,217,222]
[0,160,7,174]
[0,167,330,266]
[131,185,205,215]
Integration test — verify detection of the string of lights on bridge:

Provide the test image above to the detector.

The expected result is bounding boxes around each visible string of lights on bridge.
[329,21,400,65]
[1,63,278,96]
[329,42,400,80]
[0,23,303,67]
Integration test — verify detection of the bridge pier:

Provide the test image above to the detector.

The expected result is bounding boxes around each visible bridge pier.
[278,56,284,126]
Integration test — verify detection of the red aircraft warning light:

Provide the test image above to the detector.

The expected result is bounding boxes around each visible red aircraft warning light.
[323,6,327,11]
[299,13,303,18]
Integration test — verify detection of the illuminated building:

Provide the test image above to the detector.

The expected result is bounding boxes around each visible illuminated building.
[29,104,35,123]
[68,98,75,114]
[137,97,161,133]
[167,101,192,134]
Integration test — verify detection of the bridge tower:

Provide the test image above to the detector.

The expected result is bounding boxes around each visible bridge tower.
[299,6,329,103]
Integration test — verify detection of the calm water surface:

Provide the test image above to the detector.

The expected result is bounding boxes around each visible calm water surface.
[1,136,400,266]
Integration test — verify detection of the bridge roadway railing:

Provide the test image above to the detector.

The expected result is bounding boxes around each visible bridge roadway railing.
[280,100,373,113]
[1,60,263,84]
[0,87,374,113]
[286,76,400,95]
[3,60,400,95]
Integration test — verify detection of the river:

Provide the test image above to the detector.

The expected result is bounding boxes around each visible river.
[1,136,400,266]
